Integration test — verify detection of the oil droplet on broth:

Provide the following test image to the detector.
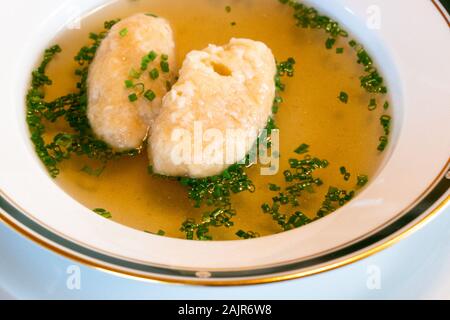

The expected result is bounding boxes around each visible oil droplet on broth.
[43,0,388,240]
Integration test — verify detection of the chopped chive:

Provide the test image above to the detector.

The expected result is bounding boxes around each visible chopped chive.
[119,28,128,37]
[377,136,389,151]
[93,208,112,219]
[144,89,156,101]
[294,143,310,154]
[129,68,141,79]
[161,54,169,61]
[128,93,138,102]
[325,37,336,49]
[142,62,150,71]
[380,115,391,135]
[339,91,349,104]
[317,187,355,218]
[236,230,260,239]
[272,105,279,114]
[144,229,166,236]
[124,79,134,88]
[261,203,271,213]
[340,166,351,181]
[269,183,281,191]
[383,101,390,110]
[141,58,150,71]
[368,98,377,111]
[225,6,231,13]
[145,13,158,17]
[148,51,158,62]
[160,60,170,73]
[357,175,369,187]
[149,68,159,80]
[336,47,344,54]
[141,51,158,71]
[81,165,105,177]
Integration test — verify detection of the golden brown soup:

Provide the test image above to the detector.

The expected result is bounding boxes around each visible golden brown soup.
[41,0,389,240]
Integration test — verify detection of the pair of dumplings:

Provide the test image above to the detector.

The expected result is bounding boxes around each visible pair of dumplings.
[88,14,276,178]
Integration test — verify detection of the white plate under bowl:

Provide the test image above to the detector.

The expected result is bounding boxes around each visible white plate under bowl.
[0,0,449,285]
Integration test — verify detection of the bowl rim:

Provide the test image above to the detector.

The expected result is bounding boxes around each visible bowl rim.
[1,162,449,286]
[0,0,449,286]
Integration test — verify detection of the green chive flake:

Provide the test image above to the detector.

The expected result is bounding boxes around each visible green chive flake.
[128,93,138,102]
[129,68,141,79]
[124,79,134,88]
[119,28,128,37]
[93,208,112,219]
[294,143,310,154]
[144,90,156,101]
[368,98,377,111]
[325,37,336,49]
[357,175,369,187]
[149,68,159,80]
[339,91,349,104]
[160,60,170,73]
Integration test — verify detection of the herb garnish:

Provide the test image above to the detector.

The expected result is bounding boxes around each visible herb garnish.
[81,165,106,177]
[368,98,377,111]
[380,115,391,136]
[145,229,166,236]
[273,57,295,114]
[160,54,170,73]
[141,51,158,71]
[128,93,138,102]
[317,187,355,218]
[93,208,112,219]
[144,89,156,102]
[262,148,328,231]
[339,91,349,104]
[294,143,309,155]
[340,166,351,181]
[149,68,159,80]
[119,28,128,37]
[236,230,260,239]
[357,175,369,187]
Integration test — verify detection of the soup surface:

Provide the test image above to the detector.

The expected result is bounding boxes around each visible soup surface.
[37,0,391,240]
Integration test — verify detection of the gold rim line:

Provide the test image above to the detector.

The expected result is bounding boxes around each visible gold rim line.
[0,0,449,287]
[431,0,450,26]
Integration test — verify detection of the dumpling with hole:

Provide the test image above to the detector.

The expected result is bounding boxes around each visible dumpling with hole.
[149,38,276,178]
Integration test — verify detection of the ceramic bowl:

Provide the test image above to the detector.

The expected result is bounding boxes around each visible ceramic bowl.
[0,0,449,285]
